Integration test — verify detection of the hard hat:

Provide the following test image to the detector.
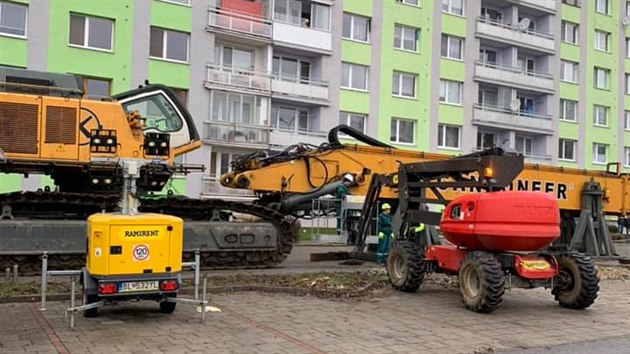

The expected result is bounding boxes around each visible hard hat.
[382,203,391,210]
[343,174,354,183]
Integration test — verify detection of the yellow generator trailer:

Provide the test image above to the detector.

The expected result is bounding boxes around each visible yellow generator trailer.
[81,160,184,317]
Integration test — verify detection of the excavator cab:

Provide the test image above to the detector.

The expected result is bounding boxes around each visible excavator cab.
[113,84,200,158]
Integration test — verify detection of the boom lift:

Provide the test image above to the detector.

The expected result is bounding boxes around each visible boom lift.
[0,66,297,274]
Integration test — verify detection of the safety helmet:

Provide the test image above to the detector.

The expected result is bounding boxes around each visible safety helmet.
[343,174,354,183]
[382,203,391,210]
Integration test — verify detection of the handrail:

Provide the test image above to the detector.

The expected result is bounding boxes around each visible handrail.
[270,126,328,136]
[271,74,329,87]
[477,16,554,40]
[208,7,271,24]
[475,60,553,79]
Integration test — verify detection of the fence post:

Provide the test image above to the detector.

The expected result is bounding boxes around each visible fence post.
[194,250,200,301]
[40,253,48,311]
[12,264,18,282]
[201,275,208,323]
[69,276,76,329]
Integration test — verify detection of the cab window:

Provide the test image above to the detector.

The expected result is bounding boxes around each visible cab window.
[122,93,183,132]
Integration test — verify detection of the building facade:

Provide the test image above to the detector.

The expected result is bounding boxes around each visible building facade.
[1,0,630,198]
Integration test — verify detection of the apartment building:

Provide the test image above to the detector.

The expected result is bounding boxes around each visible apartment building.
[1,0,630,198]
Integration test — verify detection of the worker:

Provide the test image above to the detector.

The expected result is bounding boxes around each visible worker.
[377,203,393,265]
[335,174,354,235]
[413,223,425,239]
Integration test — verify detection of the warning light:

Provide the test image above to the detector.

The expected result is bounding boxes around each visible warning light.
[159,280,178,291]
[98,282,117,295]
[483,167,494,179]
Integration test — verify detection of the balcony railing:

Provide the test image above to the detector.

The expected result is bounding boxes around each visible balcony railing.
[474,103,552,120]
[203,120,270,146]
[271,75,329,102]
[206,64,271,92]
[475,60,553,80]
[208,7,272,38]
[269,128,328,146]
[477,17,553,40]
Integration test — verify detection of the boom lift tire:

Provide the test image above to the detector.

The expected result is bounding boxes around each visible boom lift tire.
[387,241,426,292]
[552,252,599,309]
[159,294,177,314]
[459,252,505,313]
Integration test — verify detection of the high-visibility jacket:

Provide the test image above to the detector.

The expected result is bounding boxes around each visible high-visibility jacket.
[414,224,425,233]
[378,212,392,239]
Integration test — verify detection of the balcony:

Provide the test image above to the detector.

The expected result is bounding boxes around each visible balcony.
[269,129,328,147]
[474,61,554,94]
[201,176,255,199]
[207,7,272,44]
[271,77,330,105]
[272,21,332,53]
[205,64,271,94]
[203,120,270,148]
[506,0,557,14]
[472,104,554,134]
[524,154,553,165]
[476,18,555,54]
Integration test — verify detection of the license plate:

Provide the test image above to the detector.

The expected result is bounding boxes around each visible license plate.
[521,260,551,271]
[118,281,159,293]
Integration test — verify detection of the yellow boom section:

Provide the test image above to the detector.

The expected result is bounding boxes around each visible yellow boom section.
[223,144,630,215]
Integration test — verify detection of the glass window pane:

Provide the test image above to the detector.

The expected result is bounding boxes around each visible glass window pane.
[339,112,347,125]
[87,17,113,50]
[446,126,458,147]
[341,63,350,87]
[150,27,163,57]
[220,153,230,175]
[394,26,402,48]
[353,16,368,41]
[69,14,85,46]
[240,95,255,125]
[232,49,252,70]
[451,0,463,15]
[0,2,27,36]
[275,0,287,22]
[350,115,365,132]
[342,13,352,38]
[351,65,366,89]
[279,107,295,130]
[298,111,308,131]
[449,37,461,59]
[281,58,298,80]
[441,35,448,56]
[399,120,414,143]
[271,106,279,127]
[402,74,415,96]
[166,30,188,62]
[390,120,397,142]
[228,93,241,123]
[312,4,330,30]
[212,91,227,121]
[300,62,310,82]
[272,56,280,76]
[392,73,400,95]
[288,0,301,25]
[438,125,444,146]
[403,27,416,50]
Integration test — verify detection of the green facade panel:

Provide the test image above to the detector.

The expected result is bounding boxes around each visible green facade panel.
[0,37,27,67]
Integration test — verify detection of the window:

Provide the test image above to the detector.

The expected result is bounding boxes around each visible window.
[275,0,330,30]
[627,1,630,15]
[559,139,576,161]
[478,89,498,107]
[394,24,418,51]
[481,7,502,21]
[593,105,609,126]
[562,0,580,6]
[442,0,463,15]
[625,111,630,130]
[210,91,260,125]
[439,80,462,105]
[122,94,183,133]
[339,112,366,133]
[342,13,370,42]
[273,56,311,82]
[594,67,610,89]
[150,27,189,62]
[561,61,578,83]
[561,21,578,44]
[477,131,495,150]
[437,124,460,149]
[0,1,27,37]
[271,106,313,133]
[210,152,244,178]
[560,99,577,122]
[479,48,497,65]
[392,71,416,98]
[390,118,414,144]
[627,38,630,58]
[396,0,419,5]
[441,35,463,60]
[593,143,607,164]
[515,136,533,156]
[596,0,609,14]
[625,147,630,167]
[69,14,113,51]
[82,77,111,99]
[214,45,253,71]
[341,63,368,90]
[594,30,610,52]
[626,73,630,95]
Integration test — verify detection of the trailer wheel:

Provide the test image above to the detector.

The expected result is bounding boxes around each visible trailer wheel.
[552,252,599,309]
[387,241,426,292]
[159,294,177,314]
[459,252,505,313]
[82,290,99,318]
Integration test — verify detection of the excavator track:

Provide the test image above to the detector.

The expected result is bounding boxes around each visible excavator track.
[0,191,297,275]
